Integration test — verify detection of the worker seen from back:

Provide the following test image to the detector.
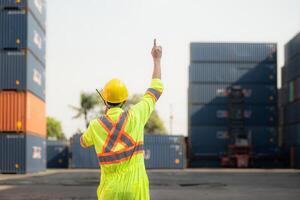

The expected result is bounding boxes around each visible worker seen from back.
[80,39,163,200]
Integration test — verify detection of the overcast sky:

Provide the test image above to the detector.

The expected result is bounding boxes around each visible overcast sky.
[46,0,300,138]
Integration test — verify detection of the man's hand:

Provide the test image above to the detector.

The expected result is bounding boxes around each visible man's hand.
[151,39,162,61]
[151,39,162,79]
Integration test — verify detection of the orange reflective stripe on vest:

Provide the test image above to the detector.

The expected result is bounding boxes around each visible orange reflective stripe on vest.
[97,111,144,164]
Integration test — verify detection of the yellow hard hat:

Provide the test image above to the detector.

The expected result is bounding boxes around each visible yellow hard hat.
[100,79,128,103]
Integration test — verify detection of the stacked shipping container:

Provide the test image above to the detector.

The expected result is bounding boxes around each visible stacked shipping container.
[0,0,46,174]
[69,134,186,169]
[282,32,300,168]
[188,43,279,167]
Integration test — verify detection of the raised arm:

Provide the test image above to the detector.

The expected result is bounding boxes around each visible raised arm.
[151,39,162,79]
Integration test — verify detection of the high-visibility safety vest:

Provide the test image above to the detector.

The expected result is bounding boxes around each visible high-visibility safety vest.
[80,79,163,200]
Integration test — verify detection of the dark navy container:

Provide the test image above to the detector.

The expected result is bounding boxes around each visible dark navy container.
[281,66,287,85]
[285,32,300,61]
[0,133,46,174]
[144,135,186,169]
[294,146,300,168]
[284,123,300,146]
[284,100,300,124]
[189,159,221,168]
[0,0,46,30]
[189,83,276,105]
[0,50,45,100]
[47,140,69,169]
[190,43,276,63]
[189,105,277,126]
[286,55,300,82]
[189,63,276,84]
[70,134,98,169]
[0,10,45,64]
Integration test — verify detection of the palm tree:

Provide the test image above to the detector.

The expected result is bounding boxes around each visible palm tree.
[70,92,101,128]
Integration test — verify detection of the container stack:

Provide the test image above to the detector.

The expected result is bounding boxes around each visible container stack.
[0,0,46,174]
[283,32,300,168]
[188,43,278,167]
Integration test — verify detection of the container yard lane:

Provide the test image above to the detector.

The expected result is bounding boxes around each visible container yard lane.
[0,169,300,200]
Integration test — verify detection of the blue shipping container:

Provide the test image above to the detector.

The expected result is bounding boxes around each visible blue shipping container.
[189,83,276,105]
[284,123,300,146]
[0,133,46,174]
[189,126,277,157]
[0,50,45,101]
[70,134,186,169]
[285,32,300,61]
[190,42,276,63]
[189,63,276,84]
[0,0,46,30]
[286,55,300,82]
[189,104,277,126]
[0,10,46,64]
[47,140,69,169]
[284,100,300,124]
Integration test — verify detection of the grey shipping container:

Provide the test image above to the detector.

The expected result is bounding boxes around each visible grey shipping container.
[190,42,276,63]
[0,133,46,174]
[189,63,276,84]
[0,10,45,64]
[284,123,300,146]
[188,83,276,105]
[285,32,300,61]
[47,140,69,168]
[189,126,277,157]
[144,135,186,169]
[0,0,46,30]
[189,104,277,126]
[70,134,186,169]
[286,55,300,82]
[0,50,45,100]
[284,100,300,124]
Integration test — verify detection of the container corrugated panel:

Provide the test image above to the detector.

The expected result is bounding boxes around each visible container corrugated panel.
[189,83,276,105]
[0,91,46,136]
[189,104,277,126]
[284,100,300,124]
[190,43,276,63]
[284,123,300,146]
[189,126,277,156]
[0,50,45,100]
[286,55,300,82]
[47,140,69,168]
[0,10,45,64]
[70,134,98,169]
[0,133,46,174]
[285,32,300,61]
[0,0,46,30]
[189,63,276,84]
[144,135,186,169]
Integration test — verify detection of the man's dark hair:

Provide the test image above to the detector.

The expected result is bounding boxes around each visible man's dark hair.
[107,102,125,108]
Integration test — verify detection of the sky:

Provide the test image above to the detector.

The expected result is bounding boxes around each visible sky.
[46,0,300,138]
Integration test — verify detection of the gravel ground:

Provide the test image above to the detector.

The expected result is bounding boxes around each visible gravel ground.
[0,169,300,200]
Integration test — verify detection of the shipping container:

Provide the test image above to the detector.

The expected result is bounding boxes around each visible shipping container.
[47,140,69,168]
[144,135,186,169]
[70,134,186,169]
[189,63,276,84]
[189,104,277,126]
[0,91,46,136]
[0,133,46,174]
[0,10,45,64]
[284,100,300,124]
[0,50,45,100]
[189,126,277,156]
[190,43,276,63]
[189,83,276,105]
[285,32,300,61]
[293,146,300,168]
[286,55,300,82]
[189,159,221,168]
[281,66,287,85]
[0,0,46,30]
[284,123,300,146]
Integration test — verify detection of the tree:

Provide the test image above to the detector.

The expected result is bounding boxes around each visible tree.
[70,92,101,128]
[47,117,66,140]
